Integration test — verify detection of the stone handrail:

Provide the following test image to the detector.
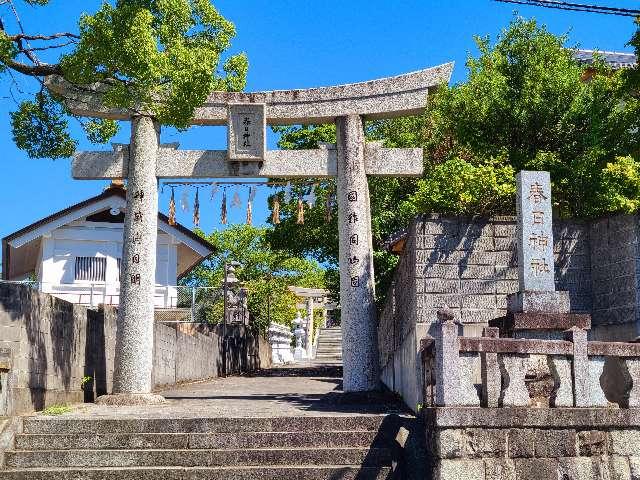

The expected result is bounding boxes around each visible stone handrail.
[421,314,640,409]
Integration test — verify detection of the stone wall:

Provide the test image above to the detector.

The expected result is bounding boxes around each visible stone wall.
[379,214,592,411]
[589,215,640,341]
[0,283,271,415]
[426,408,640,480]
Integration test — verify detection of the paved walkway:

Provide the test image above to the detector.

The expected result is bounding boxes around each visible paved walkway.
[53,367,408,419]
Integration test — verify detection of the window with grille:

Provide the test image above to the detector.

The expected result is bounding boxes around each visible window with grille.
[74,257,107,282]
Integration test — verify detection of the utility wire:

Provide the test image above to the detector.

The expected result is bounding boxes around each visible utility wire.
[493,0,640,16]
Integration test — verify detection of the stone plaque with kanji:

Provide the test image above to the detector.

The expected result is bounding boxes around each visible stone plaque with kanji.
[516,170,555,292]
[228,104,266,161]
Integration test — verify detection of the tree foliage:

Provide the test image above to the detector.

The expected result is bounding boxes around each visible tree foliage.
[184,225,328,333]
[1,0,247,158]
[266,123,417,301]
[424,17,640,217]
[268,16,640,304]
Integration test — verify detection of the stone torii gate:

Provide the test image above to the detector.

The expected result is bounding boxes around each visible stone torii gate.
[47,63,453,401]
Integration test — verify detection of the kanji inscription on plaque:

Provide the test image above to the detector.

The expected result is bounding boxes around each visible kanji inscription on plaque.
[228,103,266,161]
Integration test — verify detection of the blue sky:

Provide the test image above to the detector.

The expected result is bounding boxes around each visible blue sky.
[0,0,636,242]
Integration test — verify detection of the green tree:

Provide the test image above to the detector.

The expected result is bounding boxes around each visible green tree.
[184,224,328,333]
[424,16,640,217]
[266,124,416,301]
[1,0,247,158]
[268,16,640,303]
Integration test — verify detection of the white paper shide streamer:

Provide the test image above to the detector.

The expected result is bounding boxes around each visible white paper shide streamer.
[180,188,190,212]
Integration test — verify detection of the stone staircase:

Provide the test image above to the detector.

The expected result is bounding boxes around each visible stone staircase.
[314,327,343,365]
[2,415,403,479]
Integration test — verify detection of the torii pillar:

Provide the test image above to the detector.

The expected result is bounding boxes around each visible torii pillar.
[336,115,378,390]
[47,63,453,395]
[109,116,165,404]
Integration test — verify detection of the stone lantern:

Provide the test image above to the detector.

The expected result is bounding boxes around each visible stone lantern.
[293,312,307,360]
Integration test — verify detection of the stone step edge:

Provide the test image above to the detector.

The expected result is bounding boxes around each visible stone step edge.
[21,416,403,434]
[14,431,381,447]
[16,429,378,437]
[8,447,390,454]
[24,415,393,421]
[2,465,392,472]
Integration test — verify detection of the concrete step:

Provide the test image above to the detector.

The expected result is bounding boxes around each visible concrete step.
[1,465,393,479]
[15,431,382,450]
[22,416,391,435]
[5,447,393,469]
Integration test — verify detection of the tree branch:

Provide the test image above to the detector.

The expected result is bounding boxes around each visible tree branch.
[18,40,76,52]
[3,57,61,76]
[9,32,79,41]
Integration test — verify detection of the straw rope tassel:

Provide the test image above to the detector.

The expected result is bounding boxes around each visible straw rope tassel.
[297,197,304,224]
[221,189,228,225]
[246,200,253,225]
[168,188,176,226]
[193,188,200,227]
[325,189,332,222]
[272,196,281,225]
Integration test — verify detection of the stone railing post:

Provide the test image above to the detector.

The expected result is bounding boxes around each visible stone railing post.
[435,309,479,406]
[567,327,588,407]
[481,327,500,408]
[566,327,607,407]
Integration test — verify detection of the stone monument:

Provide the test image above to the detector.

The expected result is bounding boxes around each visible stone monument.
[492,171,591,338]
[47,63,453,396]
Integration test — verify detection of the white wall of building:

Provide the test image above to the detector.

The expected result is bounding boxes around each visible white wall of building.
[39,219,179,307]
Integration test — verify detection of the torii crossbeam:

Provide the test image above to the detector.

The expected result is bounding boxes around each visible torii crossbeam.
[47,63,453,400]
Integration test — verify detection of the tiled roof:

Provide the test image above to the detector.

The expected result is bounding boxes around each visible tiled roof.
[574,49,637,70]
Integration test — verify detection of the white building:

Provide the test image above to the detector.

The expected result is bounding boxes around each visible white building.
[1,184,214,308]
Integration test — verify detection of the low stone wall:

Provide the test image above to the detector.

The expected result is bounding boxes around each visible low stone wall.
[422,315,640,479]
[426,408,640,480]
[0,283,271,415]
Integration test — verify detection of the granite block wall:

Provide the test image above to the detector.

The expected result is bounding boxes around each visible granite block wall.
[0,283,271,415]
[379,214,592,411]
[426,409,640,480]
[589,215,640,340]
